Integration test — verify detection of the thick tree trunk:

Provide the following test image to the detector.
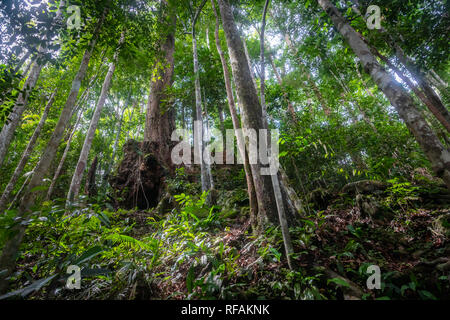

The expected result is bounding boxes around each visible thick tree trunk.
[144,2,177,166]
[67,31,125,204]
[0,10,106,294]
[0,89,57,212]
[211,0,258,226]
[318,0,450,189]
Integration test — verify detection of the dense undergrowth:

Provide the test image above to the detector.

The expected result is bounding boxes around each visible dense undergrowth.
[0,165,448,301]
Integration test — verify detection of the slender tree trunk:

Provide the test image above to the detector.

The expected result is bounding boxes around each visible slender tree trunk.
[190,0,212,195]
[368,44,450,133]
[259,0,270,124]
[317,0,450,189]
[259,0,294,268]
[0,9,106,294]
[7,174,31,212]
[67,31,125,204]
[85,156,98,198]
[0,1,66,167]
[0,89,57,212]
[217,0,284,228]
[242,40,259,95]
[46,105,85,200]
[102,96,129,190]
[202,88,215,193]
[0,60,43,167]
[211,0,258,225]
[351,2,450,133]
[46,70,103,200]
[217,103,225,137]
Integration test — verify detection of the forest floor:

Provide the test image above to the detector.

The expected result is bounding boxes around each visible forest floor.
[2,164,449,300]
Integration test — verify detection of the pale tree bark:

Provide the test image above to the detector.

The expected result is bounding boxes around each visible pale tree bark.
[46,104,85,200]
[242,39,259,95]
[428,69,448,91]
[259,0,270,124]
[67,31,125,204]
[0,89,57,212]
[0,1,66,167]
[144,1,177,166]
[0,60,43,167]
[102,94,130,190]
[202,88,215,192]
[190,0,213,196]
[367,42,450,134]
[351,1,450,133]
[318,0,450,189]
[0,9,106,294]
[211,0,258,226]
[46,70,103,200]
[7,173,31,212]
[218,0,298,228]
[259,0,294,269]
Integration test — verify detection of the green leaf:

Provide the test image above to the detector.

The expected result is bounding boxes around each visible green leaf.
[73,246,104,265]
[327,277,350,288]
[0,274,57,300]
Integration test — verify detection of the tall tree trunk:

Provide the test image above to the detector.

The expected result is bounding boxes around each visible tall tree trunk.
[217,0,283,227]
[144,1,177,166]
[259,0,294,269]
[259,0,270,124]
[0,9,106,294]
[46,69,103,200]
[202,88,215,193]
[67,31,125,204]
[85,156,98,198]
[0,1,66,167]
[46,104,85,200]
[190,0,212,195]
[317,0,450,189]
[0,60,43,167]
[7,173,31,212]
[211,0,258,226]
[351,1,450,133]
[0,89,57,212]
[102,95,130,190]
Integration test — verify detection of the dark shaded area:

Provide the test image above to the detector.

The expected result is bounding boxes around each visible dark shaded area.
[109,140,169,210]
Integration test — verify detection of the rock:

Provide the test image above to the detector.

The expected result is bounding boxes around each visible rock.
[356,194,391,220]
[342,180,388,195]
